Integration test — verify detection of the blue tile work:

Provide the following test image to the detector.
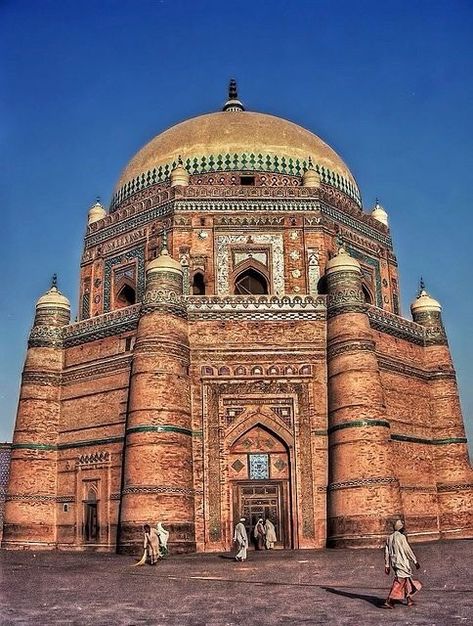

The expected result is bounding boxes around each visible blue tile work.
[346,245,382,307]
[103,246,146,312]
[249,453,270,480]
[111,153,362,209]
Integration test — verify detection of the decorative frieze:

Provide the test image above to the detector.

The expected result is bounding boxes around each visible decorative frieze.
[188,294,326,321]
[28,326,64,348]
[327,339,375,359]
[200,363,313,379]
[367,306,425,345]
[121,485,196,496]
[437,482,473,492]
[111,153,361,209]
[22,371,62,386]
[328,476,398,491]
[141,289,187,317]
[64,304,140,347]
[215,215,285,227]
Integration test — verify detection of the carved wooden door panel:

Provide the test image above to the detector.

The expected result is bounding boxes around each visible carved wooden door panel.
[233,482,288,548]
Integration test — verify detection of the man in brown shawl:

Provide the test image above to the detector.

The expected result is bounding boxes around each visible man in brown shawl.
[143,523,160,565]
[384,519,422,608]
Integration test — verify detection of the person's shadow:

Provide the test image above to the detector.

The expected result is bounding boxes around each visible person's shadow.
[322,587,385,608]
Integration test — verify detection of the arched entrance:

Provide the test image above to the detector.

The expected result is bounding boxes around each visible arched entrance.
[83,487,99,543]
[228,424,291,548]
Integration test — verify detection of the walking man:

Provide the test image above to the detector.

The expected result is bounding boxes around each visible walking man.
[384,520,422,608]
[264,518,277,549]
[233,517,248,561]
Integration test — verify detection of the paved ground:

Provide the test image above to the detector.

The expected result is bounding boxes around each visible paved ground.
[1,540,472,625]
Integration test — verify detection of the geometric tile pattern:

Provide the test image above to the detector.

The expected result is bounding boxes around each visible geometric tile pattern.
[111,153,362,209]
[249,453,270,480]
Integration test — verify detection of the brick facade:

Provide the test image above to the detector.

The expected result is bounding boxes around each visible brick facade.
[3,103,473,553]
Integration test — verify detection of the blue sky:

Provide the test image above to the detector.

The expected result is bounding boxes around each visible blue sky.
[1,0,472,448]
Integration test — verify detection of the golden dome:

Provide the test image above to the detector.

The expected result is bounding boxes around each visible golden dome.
[113,111,360,206]
[36,279,70,311]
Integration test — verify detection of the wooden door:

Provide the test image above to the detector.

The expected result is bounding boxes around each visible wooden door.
[233,481,289,548]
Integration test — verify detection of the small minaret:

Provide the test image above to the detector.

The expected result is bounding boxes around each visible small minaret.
[222,78,245,112]
[411,279,473,539]
[326,244,402,547]
[170,155,190,188]
[2,276,70,549]
[303,157,321,188]
[370,198,389,227]
[118,236,195,553]
[87,198,107,225]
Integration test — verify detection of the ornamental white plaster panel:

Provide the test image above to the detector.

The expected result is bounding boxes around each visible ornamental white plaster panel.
[307,248,320,295]
[216,234,285,295]
[233,251,268,267]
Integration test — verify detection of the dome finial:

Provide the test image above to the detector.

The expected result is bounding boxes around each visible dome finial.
[229,78,238,100]
[51,273,58,289]
[223,78,245,112]
[160,230,169,255]
[419,276,425,295]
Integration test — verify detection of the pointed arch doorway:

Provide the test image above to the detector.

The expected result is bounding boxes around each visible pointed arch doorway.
[228,424,292,548]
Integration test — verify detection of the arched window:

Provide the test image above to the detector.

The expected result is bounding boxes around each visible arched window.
[317,275,328,294]
[362,284,373,304]
[116,283,136,307]
[83,488,98,542]
[192,272,205,295]
[234,268,268,295]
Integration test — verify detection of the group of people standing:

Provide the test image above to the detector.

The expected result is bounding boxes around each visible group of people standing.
[233,517,277,561]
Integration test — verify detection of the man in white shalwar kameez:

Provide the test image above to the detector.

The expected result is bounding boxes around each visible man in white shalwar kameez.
[233,517,248,561]
[384,520,422,608]
[264,518,277,549]
[155,521,170,558]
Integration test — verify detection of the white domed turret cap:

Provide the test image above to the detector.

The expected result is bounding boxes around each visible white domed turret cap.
[303,157,321,188]
[411,278,441,314]
[88,198,107,224]
[36,275,71,311]
[146,233,182,275]
[170,155,190,187]
[326,242,361,275]
[371,199,388,226]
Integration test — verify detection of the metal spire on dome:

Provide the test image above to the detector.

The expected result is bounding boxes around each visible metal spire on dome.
[418,276,426,296]
[51,273,58,289]
[160,230,170,255]
[229,78,238,100]
[223,78,245,112]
